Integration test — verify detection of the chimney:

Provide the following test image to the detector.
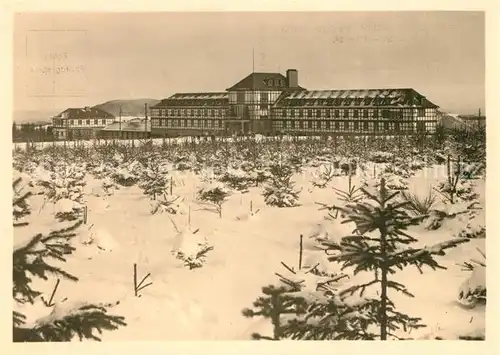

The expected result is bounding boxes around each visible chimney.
[286,69,298,88]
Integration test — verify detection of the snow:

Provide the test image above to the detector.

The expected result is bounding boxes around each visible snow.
[13,155,486,341]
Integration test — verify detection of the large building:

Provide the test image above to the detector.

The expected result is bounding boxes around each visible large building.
[52,106,115,140]
[151,69,439,137]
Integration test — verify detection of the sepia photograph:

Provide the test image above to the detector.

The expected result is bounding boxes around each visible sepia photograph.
[11,10,486,342]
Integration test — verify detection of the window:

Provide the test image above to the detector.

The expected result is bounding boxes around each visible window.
[78,119,82,125]
[384,121,389,130]
[326,121,331,129]
[308,110,312,118]
[316,109,321,118]
[85,119,90,125]
[335,121,340,130]
[363,109,368,118]
[344,109,349,118]
[353,110,359,118]
[321,121,326,130]
[294,120,299,129]
[207,120,213,128]
[354,121,359,130]
[214,120,219,128]
[418,108,425,117]
[94,119,98,125]
[343,121,349,130]
[193,120,198,128]
[373,109,378,118]
[260,92,269,109]
[334,109,339,117]
[181,120,186,128]
[307,121,312,129]
[363,121,369,130]
[382,109,390,118]
[325,110,331,118]
[286,120,292,129]
[237,92,245,104]
[101,119,105,125]
[167,120,172,127]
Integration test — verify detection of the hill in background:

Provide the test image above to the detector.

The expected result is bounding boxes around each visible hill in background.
[92,99,161,117]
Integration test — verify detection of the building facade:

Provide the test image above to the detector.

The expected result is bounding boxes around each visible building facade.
[100,118,151,139]
[151,69,439,137]
[52,107,115,140]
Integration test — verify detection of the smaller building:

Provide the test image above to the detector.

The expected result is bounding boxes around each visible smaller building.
[100,118,151,139]
[52,106,115,140]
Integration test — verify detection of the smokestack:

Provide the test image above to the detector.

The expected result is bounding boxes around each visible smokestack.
[286,69,298,88]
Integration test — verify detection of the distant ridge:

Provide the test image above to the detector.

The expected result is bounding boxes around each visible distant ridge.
[92,99,161,117]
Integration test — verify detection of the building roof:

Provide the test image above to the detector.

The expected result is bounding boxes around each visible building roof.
[53,107,115,119]
[226,72,307,91]
[152,92,229,107]
[273,88,439,108]
[102,118,151,132]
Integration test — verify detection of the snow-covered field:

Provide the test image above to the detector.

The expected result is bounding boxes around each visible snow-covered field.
[12,137,486,341]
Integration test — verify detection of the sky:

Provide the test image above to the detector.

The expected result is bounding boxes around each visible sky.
[13,11,485,115]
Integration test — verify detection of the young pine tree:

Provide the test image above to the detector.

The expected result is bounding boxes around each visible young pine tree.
[12,178,126,342]
[323,178,470,340]
[262,162,300,208]
[139,152,169,200]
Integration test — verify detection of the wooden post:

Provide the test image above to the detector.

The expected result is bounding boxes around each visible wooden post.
[299,234,303,270]
[188,205,191,226]
[133,263,138,297]
[83,205,88,224]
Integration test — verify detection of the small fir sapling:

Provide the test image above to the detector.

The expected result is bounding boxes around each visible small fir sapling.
[322,178,470,340]
[242,236,349,340]
[12,180,126,342]
[262,162,300,208]
[138,152,169,200]
[434,155,479,204]
[197,182,231,218]
[170,219,214,270]
[457,248,486,308]
[149,192,185,215]
[219,167,253,193]
[316,172,364,220]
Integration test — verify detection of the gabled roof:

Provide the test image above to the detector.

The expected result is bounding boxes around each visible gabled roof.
[226,72,306,91]
[273,88,438,108]
[153,92,229,107]
[53,107,115,119]
[102,118,151,132]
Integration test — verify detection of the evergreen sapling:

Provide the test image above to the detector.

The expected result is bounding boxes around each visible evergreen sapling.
[322,178,470,340]
[12,178,126,342]
[262,162,300,208]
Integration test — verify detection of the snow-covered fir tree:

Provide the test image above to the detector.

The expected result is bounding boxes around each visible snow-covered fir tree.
[321,178,470,340]
[12,178,126,342]
[138,152,169,200]
[262,161,300,208]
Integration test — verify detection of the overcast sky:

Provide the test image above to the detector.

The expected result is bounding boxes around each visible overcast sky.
[13,11,484,115]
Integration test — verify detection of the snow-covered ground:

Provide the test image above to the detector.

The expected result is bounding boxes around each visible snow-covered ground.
[13,157,486,341]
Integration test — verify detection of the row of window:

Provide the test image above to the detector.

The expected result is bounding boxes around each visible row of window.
[54,118,113,127]
[151,107,433,119]
[151,108,226,117]
[152,119,224,129]
[273,120,435,132]
[277,108,429,119]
